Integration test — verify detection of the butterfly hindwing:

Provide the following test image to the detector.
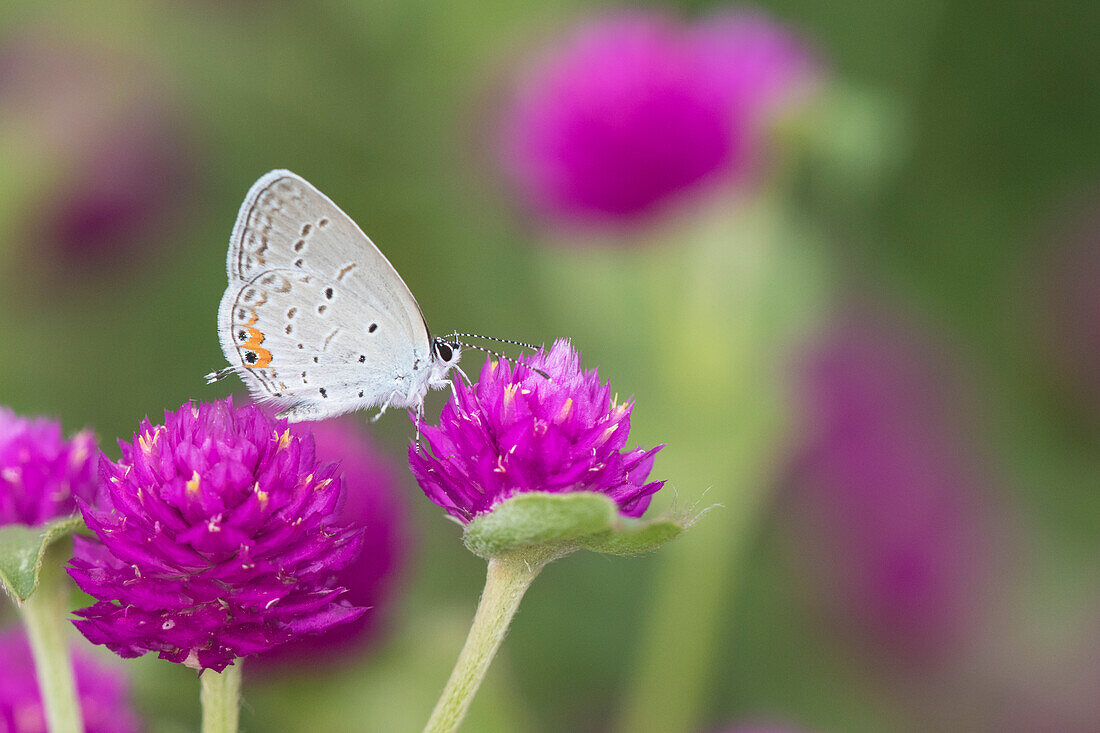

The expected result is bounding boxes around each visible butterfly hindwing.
[219,268,435,419]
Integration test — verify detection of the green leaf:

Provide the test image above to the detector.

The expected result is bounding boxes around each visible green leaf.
[0,516,84,604]
[578,516,683,556]
[462,492,686,559]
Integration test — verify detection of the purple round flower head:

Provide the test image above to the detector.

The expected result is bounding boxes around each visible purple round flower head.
[68,398,365,673]
[500,10,744,224]
[498,9,819,226]
[0,407,97,527]
[786,312,993,664]
[409,339,664,522]
[253,418,409,668]
[0,628,140,733]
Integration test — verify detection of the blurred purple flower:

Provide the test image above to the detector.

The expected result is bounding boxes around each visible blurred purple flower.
[0,628,140,733]
[690,12,821,123]
[786,312,993,663]
[409,339,664,522]
[253,418,409,668]
[0,407,97,527]
[498,9,818,226]
[69,398,365,673]
[41,108,196,264]
[0,31,197,269]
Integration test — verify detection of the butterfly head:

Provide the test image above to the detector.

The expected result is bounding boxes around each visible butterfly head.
[431,336,462,380]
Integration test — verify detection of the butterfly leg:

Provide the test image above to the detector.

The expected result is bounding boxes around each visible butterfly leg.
[370,391,400,424]
[369,403,390,424]
[204,367,236,384]
[413,402,424,452]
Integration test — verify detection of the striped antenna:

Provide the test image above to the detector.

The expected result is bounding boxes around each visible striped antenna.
[448,333,549,379]
[447,332,540,352]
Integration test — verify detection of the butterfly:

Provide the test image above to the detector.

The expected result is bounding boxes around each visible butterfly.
[206,170,463,423]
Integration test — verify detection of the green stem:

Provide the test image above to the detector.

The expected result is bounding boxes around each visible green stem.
[615,197,821,733]
[423,549,548,733]
[18,550,84,733]
[201,662,242,733]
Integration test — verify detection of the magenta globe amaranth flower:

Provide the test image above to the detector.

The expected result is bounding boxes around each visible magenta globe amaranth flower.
[498,9,819,225]
[409,339,664,523]
[414,342,677,731]
[0,407,97,527]
[254,418,409,668]
[0,628,140,733]
[68,398,365,673]
[502,12,739,223]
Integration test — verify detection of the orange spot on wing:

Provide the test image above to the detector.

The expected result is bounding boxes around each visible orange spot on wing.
[241,312,273,368]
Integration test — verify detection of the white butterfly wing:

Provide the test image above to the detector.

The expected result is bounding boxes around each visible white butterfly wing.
[217,171,435,420]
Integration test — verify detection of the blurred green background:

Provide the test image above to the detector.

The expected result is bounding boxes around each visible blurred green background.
[1,0,1098,731]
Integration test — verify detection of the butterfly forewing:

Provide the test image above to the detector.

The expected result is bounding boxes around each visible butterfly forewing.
[226,170,429,344]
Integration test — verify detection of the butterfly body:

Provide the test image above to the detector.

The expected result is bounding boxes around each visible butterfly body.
[212,170,460,422]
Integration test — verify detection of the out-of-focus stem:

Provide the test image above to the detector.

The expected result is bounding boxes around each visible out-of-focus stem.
[616,197,820,733]
[18,546,84,733]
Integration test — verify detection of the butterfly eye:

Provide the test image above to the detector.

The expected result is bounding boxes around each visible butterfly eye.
[434,340,454,363]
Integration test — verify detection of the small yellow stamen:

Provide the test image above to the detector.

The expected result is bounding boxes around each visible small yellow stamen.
[186,470,201,495]
[555,398,574,424]
[503,383,518,415]
[276,428,291,451]
[595,423,619,447]
[70,432,92,466]
[138,426,164,455]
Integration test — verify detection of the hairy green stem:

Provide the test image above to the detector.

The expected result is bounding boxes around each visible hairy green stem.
[201,662,242,733]
[18,549,84,733]
[423,549,548,733]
